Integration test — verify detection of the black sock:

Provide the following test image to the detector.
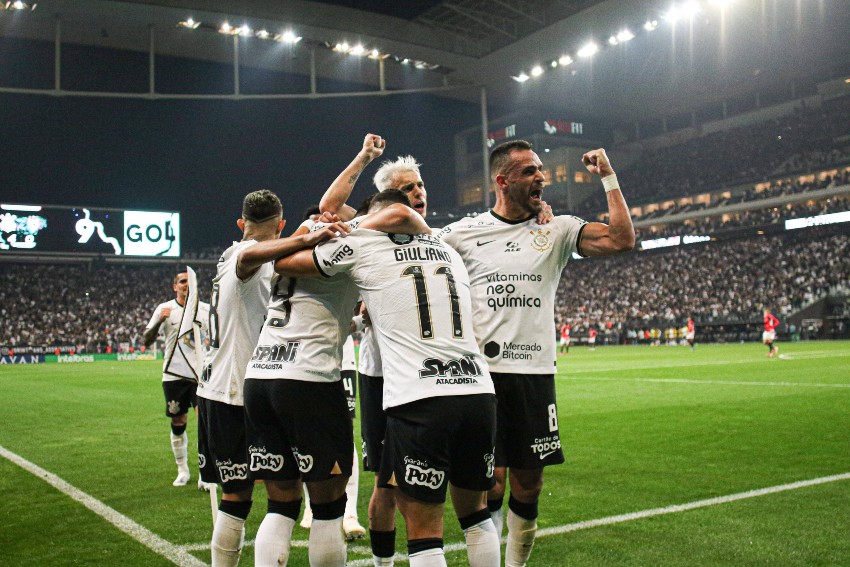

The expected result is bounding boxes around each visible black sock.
[171,423,186,436]
[508,494,539,520]
[219,499,253,521]
[267,498,302,521]
[370,529,396,558]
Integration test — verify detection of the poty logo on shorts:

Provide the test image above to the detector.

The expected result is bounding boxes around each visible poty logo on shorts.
[292,449,314,473]
[249,450,284,472]
[404,464,445,489]
[217,462,249,482]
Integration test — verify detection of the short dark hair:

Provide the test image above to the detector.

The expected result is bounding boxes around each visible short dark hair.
[302,205,321,221]
[354,194,376,218]
[367,189,411,213]
[489,140,534,181]
[242,189,282,223]
[173,271,187,284]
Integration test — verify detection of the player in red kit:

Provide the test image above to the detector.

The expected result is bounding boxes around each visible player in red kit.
[763,309,780,357]
[588,327,597,351]
[685,317,696,351]
[559,324,571,356]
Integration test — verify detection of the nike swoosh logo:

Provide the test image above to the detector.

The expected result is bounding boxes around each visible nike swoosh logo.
[539,450,557,459]
[476,240,495,246]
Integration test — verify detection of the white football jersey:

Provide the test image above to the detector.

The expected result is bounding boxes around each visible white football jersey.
[341,334,356,372]
[146,298,210,382]
[198,240,273,405]
[244,220,361,383]
[357,326,382,376]
[314,229,494,409]
[439,211,586,373]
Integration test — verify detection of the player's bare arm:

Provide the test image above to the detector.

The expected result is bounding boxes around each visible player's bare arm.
[577,148,636,257]
[358,203,430,234]
[235,220,350,280]
[142,309,168,347]
[319,133,386,221]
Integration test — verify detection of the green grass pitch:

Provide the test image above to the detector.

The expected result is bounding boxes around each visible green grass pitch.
[2,341,849,566]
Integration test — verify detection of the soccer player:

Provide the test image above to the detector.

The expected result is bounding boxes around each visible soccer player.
[242,194,426,567]
[196,190,351,566]
[438,140,635,566]
[276,192,501,567]
[763,309,780,357]
[587,327,598,351]
[558,323,571,356]
[142,271,210,487]
[686,317,696,350]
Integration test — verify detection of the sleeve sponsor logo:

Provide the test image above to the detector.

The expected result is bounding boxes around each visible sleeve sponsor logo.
[322,244,353,267]
[249,447,285,472]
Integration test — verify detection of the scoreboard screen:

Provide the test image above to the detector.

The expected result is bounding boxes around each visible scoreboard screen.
[0,204,181,257]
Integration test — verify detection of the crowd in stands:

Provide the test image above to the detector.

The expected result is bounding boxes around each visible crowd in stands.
[3,227,847,351]
[555,229,850,337]
[579,96,850,214]
[0,264,212,353]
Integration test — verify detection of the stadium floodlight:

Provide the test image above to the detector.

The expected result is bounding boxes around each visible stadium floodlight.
[4,1,36,10]
[550,60,558,68]
[512,72,530,83]
[219,22,233,34]
[333,41,350,53]
[617,29,635,42]
[349,44,366,56]
[577,42,599,58]
[644,19,658,31]
[530,65,544,77]
[275,30,301,44]
[558,54,573,66]
[608,35,619,46]
[256,29,270,39]
[664,1,700,24]
[236,25,252,37]
[178,18,201,29]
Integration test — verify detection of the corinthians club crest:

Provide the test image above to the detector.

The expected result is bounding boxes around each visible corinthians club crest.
[530,228,553,252]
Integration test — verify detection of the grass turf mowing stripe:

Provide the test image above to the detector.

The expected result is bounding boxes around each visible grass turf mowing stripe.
[561,376,850,388]
[0,445,206,567]
[343,472,850,566]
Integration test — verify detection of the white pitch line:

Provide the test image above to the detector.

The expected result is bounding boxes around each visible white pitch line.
[561,376,850,388]
[344,472,850,566]
[0,445,207,567]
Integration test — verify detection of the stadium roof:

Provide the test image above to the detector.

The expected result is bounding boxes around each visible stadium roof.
[2,0,850,124]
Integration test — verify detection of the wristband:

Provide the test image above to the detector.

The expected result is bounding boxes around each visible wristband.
[602,174,620,193]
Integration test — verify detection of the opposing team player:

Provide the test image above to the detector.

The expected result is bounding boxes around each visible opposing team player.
[558,323,571,356]
[142,272,210,487]
[196,190,351,566]
[686,317,696,350]
[276,192,501,567]
[763,308,780,357]
[438,140,635,566]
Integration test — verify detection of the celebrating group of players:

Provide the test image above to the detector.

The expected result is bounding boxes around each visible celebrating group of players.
[143,134,635,567]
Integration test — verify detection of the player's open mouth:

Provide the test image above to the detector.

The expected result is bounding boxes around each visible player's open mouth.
[530,188,543,200]
[412,201,426,214]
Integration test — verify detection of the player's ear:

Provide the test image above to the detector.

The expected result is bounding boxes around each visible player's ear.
[495,173,508,190]
[278,219,286,233]
[237,218,245,231]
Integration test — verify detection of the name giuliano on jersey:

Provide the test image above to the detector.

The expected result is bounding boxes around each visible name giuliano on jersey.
[198,240,274,406]
[313,229,494,409]
[146,299,210,382]
[439,211,586,374]
[244,219,362,383]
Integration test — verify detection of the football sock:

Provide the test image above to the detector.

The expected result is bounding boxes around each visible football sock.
[408,539,446,567]
[211,500,252,567]
[487,497,504,536]
[170,431,188,469]
[345,446,360,519]
[459,509,500,567]
[309,496,348,567]
[505,496,538,567]
[370,529,396,565]
[254,499,300,567]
